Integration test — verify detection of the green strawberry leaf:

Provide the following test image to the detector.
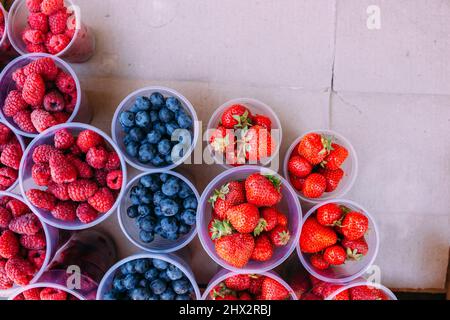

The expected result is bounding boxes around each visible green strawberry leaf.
[253,219,268,237]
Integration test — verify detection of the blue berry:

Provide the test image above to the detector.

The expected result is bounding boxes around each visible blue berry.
[130,195,140,205]
[150,279,167,295]
[159,173,169,182]
[139,191,153,205]
[176,294,191,300]
[131,184,146,197]
[135,111,151,128]
[166,265,183,281]
[103,292,117,300]
[157,139,172,156]
[134,96,151,111]
[165,122,179,136]
[183,196,198,210]
[129,127,146,142]
[176,111,193,129]
[138,144,156,163]
[154,206,164,217]
[123,274,140,290]
[152,259,168,270]
[172,278,190,295]
[139,175,153,188]
[146,130,162,144]
[165,154,173,164]
[151,155,166,167]
[159,108,174,123]
[178,183,193,199]
[139,231,154,243]
[150,92,165,109]
[152,191,164,206]
[160,288,176,300]
[139,278,149,288]
[161,231,179,241]
[149,110,159,122]
[137,205,151,217]
[160,217,179,234]
[166,97,181,113]
[134,259,152,274]
[139,216,156,232]
[120,261,137,275]
[145,268,159,281]
[113,278,126,292]
[161,177,180,197]
[153,122,167,135]
[127,205,139,219]
[178,223,191,235]
[159,270,171,282]
[154,224,163,235]
[180,209,196,226]
[120,111,135,128]
[125,141,139,157]
[130,288,152,300]
[160,199,179,217]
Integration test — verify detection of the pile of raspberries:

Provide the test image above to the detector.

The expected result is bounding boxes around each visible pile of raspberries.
[14,286,78,300]
[0,196,47,290]
[25,128,124,224]
[0,122,23,191]
[2,57,77,134]
[23,0,75,54]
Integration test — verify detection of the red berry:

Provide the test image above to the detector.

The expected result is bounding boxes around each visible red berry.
[13,110,37,133]
[46,33,71,54]
[0,168,18,190]
[318,168,344,193]
[340,212,369,241]
[67,179,98,202]
[9,213,42,236]
[53,111,70,124]
[310,254,330,270]
[88,188,114,213]
[268,225,291,247]
[23,29,45,44]
[303,174,327,199]
[43,90,65,112]
[55,71,76,94]
[0,124,12,144]
[28,250,46,269]
[5,257,35,286]
[26,43,46,53]
[32,163,51,186]
[26,189,56,211]
[105,152,121,170]
[288,156,312,178]
[50,201,76,222]
[76,130,104,153]
[25,58,58,81]
[32,144,57,163]
[277,212,288,228]
[54,128,74,149]
[12,68,27,90]
[49,152,77,184]
[0,207,12,229]
[86,146,109,169]
[106,170,123,190]
[23,287,42,300]
[28,13,49,33]
[63,90,77,113]
[252,114,272,130]
[224,274,251,291]
[26,0,44,13]
[48,9,68,34]
[40,0,64,15]
[1,143,23,170]
[324,245,347,266]
[342,237,369,260]
[95,169,107,187]
[317,203,343,226]
[20,232,46,250]
[260,207,280,232]
[40,287,67,300]
[76,203,98,224]
[0,230,19,259]
[31,109,58,133]
[3,90,28,117]
[66,155,93,179]
[6,199,29,218]
[47,182,70,201]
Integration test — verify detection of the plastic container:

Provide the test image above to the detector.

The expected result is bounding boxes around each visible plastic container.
[197,166,302,273]
[297,199,379,284]
[7,0,95,63]
[202,269,297,300]
[0,191,59,298]
[8,282,86,300]
[0,3,18,65]
[207,98,283,170]
[283,130,358,204]
[0,119,26,193]
[97,253,201,300]
[112,86,199,172]
[325,279,397,300]
[19,122,127,230]
[118,171,200,253]
[0,53,91,138]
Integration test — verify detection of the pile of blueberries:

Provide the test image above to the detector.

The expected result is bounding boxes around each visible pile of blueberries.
[119,92,194,167]
[104,258,195,300]
[127,173,198,244]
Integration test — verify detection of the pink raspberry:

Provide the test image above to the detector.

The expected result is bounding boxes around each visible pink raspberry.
[27,250,46,269]
[0,260,14,290]
[95,169,107,187]
[48,9,68,35]
[55,71,76,94]
[31,109,58,133]
[6,199,30,218]
[26,0,44,13]
[23,287,42,300]
[66,155,93,179]
[32,144,57,163]
[12,68,27,90]
[28,12,49,33]
[22,73,46,107]
[0,123,12,144]
[0,168,18,190]
[0,230,19,259]
[40,287,67,300]
[76,203,98,224]
[3,90,28,117]
[22,29,45,44]
[5,257,36,286]
[24,57,58,81]
[106,170,123,190]
[46,33,70,54]
[0,207,12,229]
[86,146,109,169]
[9,213,42,236]
[26,189,56,211]
[52,111,71,124]
[105,152,121,170]
[88,188,114,213]
[40,0,64,15]
[76,130,104,153]
[50,201,76,221]
[64,90,77,113]
[13,110,37,133]
[31,163,51,186]
[26,43,46,53]
[49,152,77,184]
[47,182,70,201]
[0,143,23,170]
[67,179,98,202]
[54,128,74,149]
[20,232,46,250]
[13,294,25,300]
[43,90,65,112]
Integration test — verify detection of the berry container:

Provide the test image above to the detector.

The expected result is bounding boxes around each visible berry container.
[8,282,86,300]
[297,199,379,284]
[283,130,358,204]
[324,279,397,300]
[0,191,59,298]
[0,3,18,64]
[197,166,302,274]
[206,98,283,170]
[18,122,127,231]
[111,86,200,172]
[7,0,95,63]
[118,171,200,253]
[202,269,297,300]
[0,53,91,138]
[0,119,26,193]
[97,253,201,300]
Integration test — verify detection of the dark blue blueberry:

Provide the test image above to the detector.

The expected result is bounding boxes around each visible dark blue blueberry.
[178,182,193,199]
[161,177,180,197]
[123,274,140,290]
[130,288,152,301]
[165,154,173,164]
[160,217,179,234]
[120,111,135,128]
[130,194,140,205]
[150,92,165,109]
[125,141,139,157]
[139,216,156,233]
[103,292,117,300]
[137,205,151,217]
[145,268,159,281]
[152,259,168,270]
[127,205,139,219]
[152,191,164,206]
[183,196,198,210]
[166,264,183,281]
[120,261,137,275]
[147,293,160,300]
[160,199,179,217]
[154,206,164,217]
[166,97,181,113]
[178,223,191,235]
[159,270,171,282]
[175,294,191,300]
[131,184,146,197]
[158,108,174,123]
[159,173,169,182]
[172,278,191,295]
[160,288,176,300]
[165,121,179,136]
[134,259,152,274]
[161,231,179,241]
[139,278,149,289]
[142,176,160,192]
[139,191,153,205]
[153,122,167,135]
[157,139,172,156]
[123,135,133,145]
[146,130,162,144]
[176,111,193,129]
[139,175,154,188]
[139,231,154,243]
[151,155,166,167]
[113,277,126,292]
[150,279,167,295]
[134,96,151,111]
[180,209,196,226]
[138,144,156,163]
[149,110,159,122]
[135,111,151,128]
[129,127,146,142]
[154,224,163,235]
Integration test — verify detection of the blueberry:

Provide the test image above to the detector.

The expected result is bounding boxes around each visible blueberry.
[165,154,174,164]
[166,97,181,113]
[161,177,180,197]
[146,130,162,144]
[161,231,179,241]
[135,111,151,128]
[159,108,174,123]
[160,199,179,217]
[166,265,183,281]
[103,292,118,300]
[151,155,166,167]
[120,111,135,128]
[138,144,156,163]
[159,173,169,182]
[129,127,146,142]
[123,135,133,145]
[134,259,152,274]
[113,277,126,292]
[137,205,150,217]
[125,141,139,157]
[178,183,193,199]
[172,278,191,295]
[165,122,179,136]
[130,288,152,300]
[139,278,149,288]
[139,216,156,233]
[150,92,165,109]
[123,274,140,290]
[178,223,191,235]
[131,184,146,197]
[139,231,154,243]
[130,195,140,205]
[157,139,172,156]
[160,217,179,234]
[145,268,159,281]
[150,279,167,295]
[180,209,196,226]
[127,205,139,219]
[152,259,168,270]
[139,175,154,188]
[176,111,193,129]
[176,294,191,301]
[160,288,176,300]
[159,270,171,282]
[134,96,151,111]
[153,122,167,135]
[154,206,164,217]
[183,196,198,210]
[139,191,153,205]
[149,110,159,122]
[153,191,164,206]
[154,224,163,235]
[141,176,160,192]
[120,261,137,275]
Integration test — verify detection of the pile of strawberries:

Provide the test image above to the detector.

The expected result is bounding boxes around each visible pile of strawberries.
[300,203,370,271]
[14,286,78,300]
[209,274,290,300]
[288,132,349,199]
[0,122,23,191]
[208,173,290,268]
[0,196,47,290]
[2,57,77,134]
[209,104,277,166]
[23,0,75,54]
[25,128,123,224]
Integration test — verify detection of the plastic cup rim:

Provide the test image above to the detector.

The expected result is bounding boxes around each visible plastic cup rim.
[324,280,397,301]
[8,282,86,300]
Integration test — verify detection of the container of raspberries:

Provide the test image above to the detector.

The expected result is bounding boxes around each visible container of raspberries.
[197,166,302,273]
[284,130,358,203]
[112,87,199,172]
[118,171,199,253]
[10,282,85,300]
[207,98,282,169]
[7,0,95,62]
[0,53,89,138]
[97,253,201,301]
[19,123,127,230]
[298,200,379,283]
[0,119,25,192]
[203,270,296,300]
[0,192,59,297]
[0,2,18,63]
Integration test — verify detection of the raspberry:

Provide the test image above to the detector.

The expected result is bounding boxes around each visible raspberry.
[86,146,109,169]
[67,155,93,179]
[23,287,42,300]
[52,111,70,124]
[26,189,56,211]
[46,33,70,54]
[23,57,58,81]
[20,232,46,250]
[3,90,28,117]
[48,9,68,34]
[0,124,12,144]
[50,201,76,221]
[31,109,58,133]
[55,71,76,94]
[0,207,12,229]
[22,73,46,107]
[26,43,46,53]
[13,294,25,300]
[43,90,65,112]
[105,152,121,170]
[13,110,37,133]
[0,230,19,259]
[88,188,114,213]
[76,203,98,224]
[9,213,42,236]
[0,168,18,190]
[0,262,13,290]
[54,128,74,149]
[5,257,35,286]
[0,143,23,170]
[65,27,75,39]
[12,68,27,90]
[47,182,70,201]
[95,169,107,187]
[76,130,104,153]
[32,144,57,163]
[27,250,46,269]
[23,29,45,44]
[28,13,49,33]
[32,163,51,186]
[40,287,67,300]
[6,199,29,218]
[67,179,98,202]
[106,170,123,190]
[49,152,77,184]
[26,0,44,13]
[64,90,77,113]
[40,0,64,15]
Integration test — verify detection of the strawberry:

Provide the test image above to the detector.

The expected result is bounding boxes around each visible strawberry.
[221,104,252,129]
[208,219,233,241]
[300,217,337,253]
[49,152,77,184]
[208,181,245,220]
[289,175,305,192]
[260,207,280,232]
[215,233,255,268]
[261,277,289,300]
[323,245,346,265]
[244,125,276,162]
[301,293,321,300]
[226,203,260,234]
[209,126,235,154]
[252,115,272,130]
[245,174,282,207]
[288,156,312,178]
[22,73,46,107]
[289,273,311,300]
[342,237,369,260]
[318,168,344,192]
[0,230,19,259]
[339,212,369,240]
[224,275,250,291]
[251,234,273,262]
[239,292,253,300]
[310,254,330,270]
[215,294,239,301]
[249,276,264,296]
[321,284,350,300]
[302,173,326,198]
[349,286,388,300]
[268,225,290,246]
[323,143,348,170]
[317,203,343,226]
[277,212,288,227]
[298,133,332,165]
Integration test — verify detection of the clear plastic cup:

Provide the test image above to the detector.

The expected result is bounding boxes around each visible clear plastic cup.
[96,253,201,300]
[324,278,397,300]
[197,166,302,273]
[202,269,297,300]
[7,0,95,63]
[0,3,19,65]
[0,53,91,139]
[18,122,127,231]
[283,130,358,204]
[8,282,86,300]
[206,98,283,170]
[297,199,379,284]
[0,191,60,298]
[118,171,200,253]
[111,86,200,172]
[0,119,26,193]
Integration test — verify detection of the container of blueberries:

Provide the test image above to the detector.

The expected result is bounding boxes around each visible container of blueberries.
[112,87,199,172]
[118,171,199,253]
[97,253,201,300]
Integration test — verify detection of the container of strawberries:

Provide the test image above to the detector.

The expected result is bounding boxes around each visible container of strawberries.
[0,119,25,192]
[19,123,127,230]
[284,130,358,203]
[197,166,302,273]
[298,200,379,283]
